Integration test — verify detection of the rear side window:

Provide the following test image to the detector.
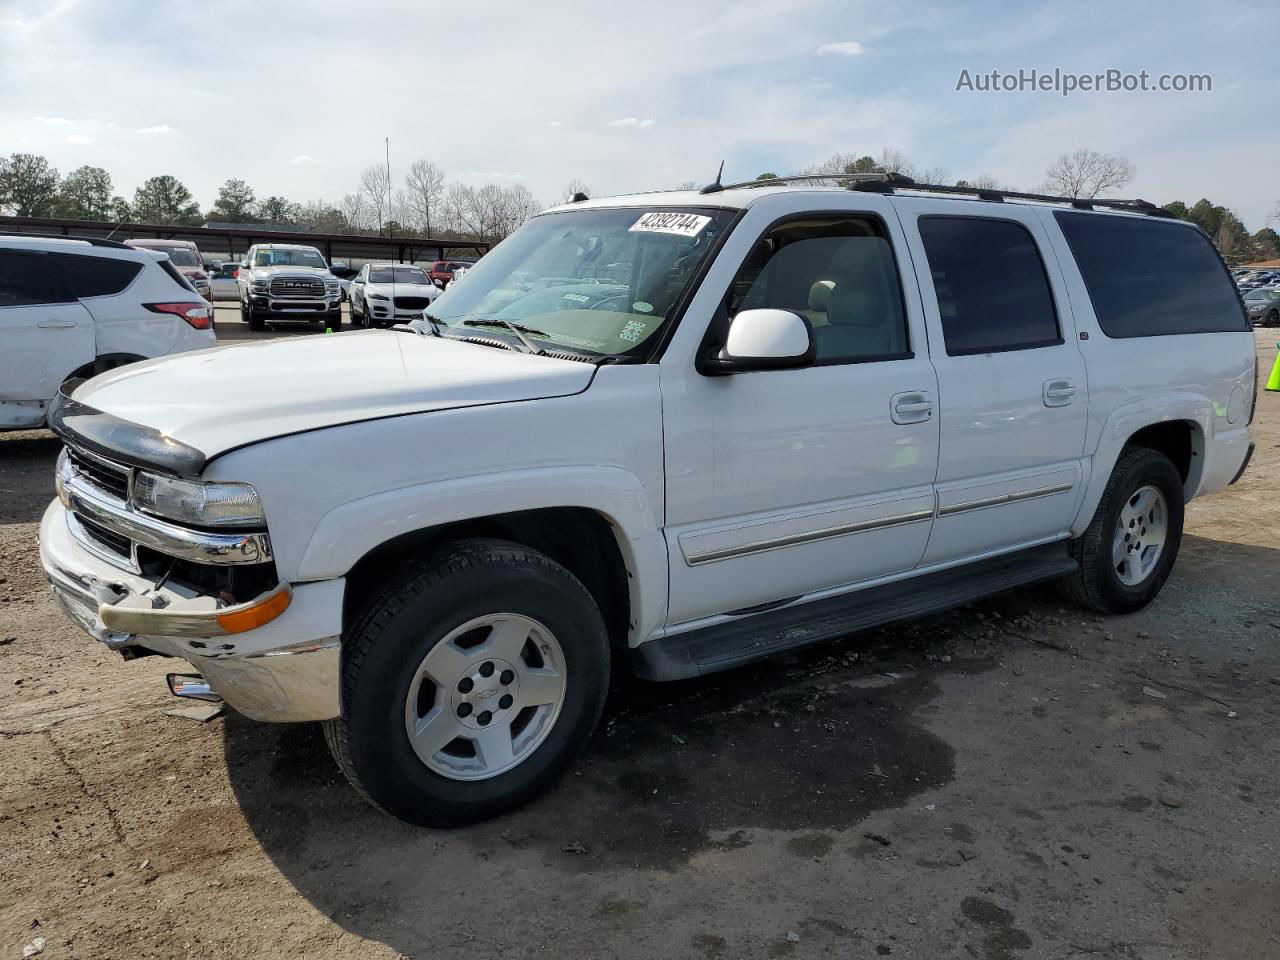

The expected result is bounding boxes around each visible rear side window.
[918,217,1061,356]
[158,259,198,293]
[1054,212,1248,337]
[0,250,70,306]
[53,254,143,298]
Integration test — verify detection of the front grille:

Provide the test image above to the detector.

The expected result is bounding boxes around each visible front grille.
[394,296,430,311]
[269,277,326,299]
[77,515,132,562]
[67,448,129,500]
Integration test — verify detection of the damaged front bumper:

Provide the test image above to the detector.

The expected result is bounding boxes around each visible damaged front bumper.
[39,499,344,723]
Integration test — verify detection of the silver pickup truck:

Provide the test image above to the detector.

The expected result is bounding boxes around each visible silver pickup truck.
[237,243,343,331]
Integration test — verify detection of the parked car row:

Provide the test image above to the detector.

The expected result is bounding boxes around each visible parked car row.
[1232,268,1280,325]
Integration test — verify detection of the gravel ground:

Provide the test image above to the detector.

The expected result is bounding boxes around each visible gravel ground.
[1,319,1277,960]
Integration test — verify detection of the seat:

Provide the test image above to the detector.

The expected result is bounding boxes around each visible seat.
[817,238,904,359]
[805,280,835,327]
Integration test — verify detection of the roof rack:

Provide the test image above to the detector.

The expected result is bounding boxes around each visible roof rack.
[0,231,132,248]
[726,172,1175,218]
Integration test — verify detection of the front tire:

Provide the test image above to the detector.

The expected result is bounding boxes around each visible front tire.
[1058,448,1184,614]
[1266,310,1278,328]
[324,539,610,826]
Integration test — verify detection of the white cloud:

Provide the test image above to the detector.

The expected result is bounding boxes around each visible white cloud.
[290,154,320,164]
[137,123,174,135]
[34,115,70,125]
[608,117,657,128]
[816,40,865,56]
[465,170,526,180]
[548,120,563,127]
[65,133,92,144]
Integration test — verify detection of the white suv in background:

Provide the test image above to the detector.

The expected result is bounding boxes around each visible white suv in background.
[348,262,443,328]
[0,235,215,431]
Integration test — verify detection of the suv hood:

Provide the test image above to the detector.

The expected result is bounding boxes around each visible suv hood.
[71,332,595,461]
[252,265,333,278]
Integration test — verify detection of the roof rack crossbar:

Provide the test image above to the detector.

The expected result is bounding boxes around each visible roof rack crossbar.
[725,173,1175,218]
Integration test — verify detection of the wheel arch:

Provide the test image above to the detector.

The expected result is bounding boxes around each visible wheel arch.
[297,466,669,649]
[66,353,149,382]
[1073,396,1211,537]
[341,507,634,654]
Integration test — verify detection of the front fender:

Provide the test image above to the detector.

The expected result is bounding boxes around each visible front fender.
[297,465,668,645]
[1072,393,1211,537]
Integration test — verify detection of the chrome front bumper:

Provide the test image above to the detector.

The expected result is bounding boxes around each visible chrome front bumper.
[39,499,343,723]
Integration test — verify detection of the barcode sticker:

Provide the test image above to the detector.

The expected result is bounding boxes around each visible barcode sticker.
[629,212,711,237]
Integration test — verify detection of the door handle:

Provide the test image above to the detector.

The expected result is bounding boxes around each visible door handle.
[891,390,934,424]
[37,318,77,329]
[1043,378,1076,407]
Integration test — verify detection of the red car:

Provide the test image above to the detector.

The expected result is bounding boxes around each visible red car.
[125,239,213,302]
[428,259,476,288]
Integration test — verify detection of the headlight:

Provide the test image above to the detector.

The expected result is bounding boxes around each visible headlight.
[370,293,390,301]
[133,472,265,528]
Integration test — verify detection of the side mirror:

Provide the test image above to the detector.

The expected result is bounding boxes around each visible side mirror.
[239,261,249,270]
[704,308,815,374]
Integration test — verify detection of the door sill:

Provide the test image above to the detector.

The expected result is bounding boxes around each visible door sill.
[632,541,1079,681]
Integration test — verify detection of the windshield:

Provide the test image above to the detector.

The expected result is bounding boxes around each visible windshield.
[155,248,200,267]
[1245,289,1276,300]
[426,207,734,356]
[254,248,326,269]
[371,267,428,284]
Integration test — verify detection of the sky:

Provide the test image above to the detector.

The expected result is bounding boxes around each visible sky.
[1,0,1276,229]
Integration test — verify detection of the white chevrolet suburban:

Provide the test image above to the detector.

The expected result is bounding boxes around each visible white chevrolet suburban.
[0,235,215,431]
[237,242,342,331]
[39,175,1256,826]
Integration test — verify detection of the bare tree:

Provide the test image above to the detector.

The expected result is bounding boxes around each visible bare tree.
[340,192,370,232]
[405,159,446,236]
[955,174,1010,191]
[495,184,542,238]
[442,182,478,236]
[1042,149,1135,198]
[359,164,391,233]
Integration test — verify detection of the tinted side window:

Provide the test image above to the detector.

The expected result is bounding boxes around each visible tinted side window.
[158,260,198,293]
[1054,212,1248,337]
[0,250,70,306]
[54,254,143,298]
[918,217,1061,356]
[727,218,909,364]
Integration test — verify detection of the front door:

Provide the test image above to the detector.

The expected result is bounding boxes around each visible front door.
[894,200,1089,565]
[660,197,940,628]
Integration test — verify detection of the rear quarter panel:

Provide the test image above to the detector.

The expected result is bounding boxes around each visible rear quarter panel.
[1034,208,1255,531]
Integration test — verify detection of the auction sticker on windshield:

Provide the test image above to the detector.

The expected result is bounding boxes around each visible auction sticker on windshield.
[629,212,712,237]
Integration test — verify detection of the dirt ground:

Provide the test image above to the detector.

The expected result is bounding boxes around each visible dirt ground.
[1,317,1277,960]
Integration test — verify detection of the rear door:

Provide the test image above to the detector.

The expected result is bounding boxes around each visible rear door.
[895,199,1088,564]
[0,249,94,419]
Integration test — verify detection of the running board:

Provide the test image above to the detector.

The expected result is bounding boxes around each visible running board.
[632,542,1079,681]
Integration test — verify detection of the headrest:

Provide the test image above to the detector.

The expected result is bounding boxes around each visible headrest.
[828,237,890,275]
[808,280,834,312]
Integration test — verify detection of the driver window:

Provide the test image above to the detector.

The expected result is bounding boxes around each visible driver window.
[726,217,910,364]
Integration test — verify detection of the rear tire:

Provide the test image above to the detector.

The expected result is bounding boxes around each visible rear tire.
[327,310,342,332]
[1057,448,1184,614]
[324,539,610,827]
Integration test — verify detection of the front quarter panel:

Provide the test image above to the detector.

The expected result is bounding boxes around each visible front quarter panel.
[202,364,668,643]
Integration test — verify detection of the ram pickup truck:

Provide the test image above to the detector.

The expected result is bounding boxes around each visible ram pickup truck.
[236,242,342,331]
[39,176,1255,826]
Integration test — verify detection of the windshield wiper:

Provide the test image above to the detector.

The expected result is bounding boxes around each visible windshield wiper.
[421,311,444,337]
[461,318,547,355]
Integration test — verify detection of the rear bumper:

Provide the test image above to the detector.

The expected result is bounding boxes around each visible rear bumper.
[39,499,343,722]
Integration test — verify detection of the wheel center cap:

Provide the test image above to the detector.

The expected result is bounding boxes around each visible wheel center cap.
[451,657,520,730]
